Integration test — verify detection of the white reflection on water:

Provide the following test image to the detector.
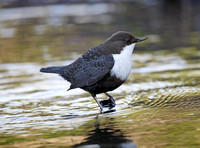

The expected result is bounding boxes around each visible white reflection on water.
[0,3,115,22]
[0,28,17,38]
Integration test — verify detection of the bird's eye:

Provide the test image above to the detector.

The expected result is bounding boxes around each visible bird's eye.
[125,38,131,43]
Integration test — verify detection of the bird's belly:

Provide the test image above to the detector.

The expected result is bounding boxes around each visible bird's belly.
[81,74,124,94]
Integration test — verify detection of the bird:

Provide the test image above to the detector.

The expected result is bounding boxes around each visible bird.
[40,31,147,113]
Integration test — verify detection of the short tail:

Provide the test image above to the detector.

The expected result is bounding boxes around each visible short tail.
[40,66,62,74]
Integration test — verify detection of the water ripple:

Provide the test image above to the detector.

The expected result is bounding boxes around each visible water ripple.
[0,52,200,136]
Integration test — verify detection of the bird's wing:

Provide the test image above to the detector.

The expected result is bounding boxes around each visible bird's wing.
[69,55,114,90]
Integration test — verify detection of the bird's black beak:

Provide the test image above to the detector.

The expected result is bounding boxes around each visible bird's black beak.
[136,37,148,43]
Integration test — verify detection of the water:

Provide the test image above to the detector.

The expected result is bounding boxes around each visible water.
[0,1,200,147]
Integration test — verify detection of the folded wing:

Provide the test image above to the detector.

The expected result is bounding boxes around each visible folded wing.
[69,55,114,90]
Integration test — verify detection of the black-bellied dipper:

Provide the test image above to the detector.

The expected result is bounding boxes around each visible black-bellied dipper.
[40,31,147,113]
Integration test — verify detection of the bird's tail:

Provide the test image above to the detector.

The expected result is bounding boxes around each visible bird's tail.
[40,66,62,74]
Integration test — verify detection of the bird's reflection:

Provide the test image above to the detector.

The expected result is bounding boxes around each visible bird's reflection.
[73,115,137,148]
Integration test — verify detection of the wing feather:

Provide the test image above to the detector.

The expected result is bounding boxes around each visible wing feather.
[69,55,114,89]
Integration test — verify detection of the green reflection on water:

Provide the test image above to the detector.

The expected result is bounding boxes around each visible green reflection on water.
[1,107,200,147]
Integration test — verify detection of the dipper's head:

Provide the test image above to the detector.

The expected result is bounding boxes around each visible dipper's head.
[107,31,147,45]
[105,31,147,53]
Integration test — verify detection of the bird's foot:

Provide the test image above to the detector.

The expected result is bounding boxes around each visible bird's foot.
[100,99,116,109]
[100,98,116,114]
[99,100,116,114]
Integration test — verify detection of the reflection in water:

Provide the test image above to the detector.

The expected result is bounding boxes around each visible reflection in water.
[0,28,17,38]
[74,115,136,148]
[0,3,115,23]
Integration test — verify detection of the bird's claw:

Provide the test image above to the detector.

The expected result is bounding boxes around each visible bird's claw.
[99,99,116,114]
[100,99,115,109]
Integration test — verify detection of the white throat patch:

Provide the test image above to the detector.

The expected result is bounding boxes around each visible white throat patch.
[110,43,136,81]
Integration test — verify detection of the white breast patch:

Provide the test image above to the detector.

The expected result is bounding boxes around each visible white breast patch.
[110,43,136,81]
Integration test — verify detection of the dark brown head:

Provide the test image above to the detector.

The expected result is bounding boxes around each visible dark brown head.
[106,31,147,45]
[103,31,147,54]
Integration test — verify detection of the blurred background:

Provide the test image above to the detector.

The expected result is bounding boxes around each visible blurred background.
[0,0,199,63]
[0,0,200,147]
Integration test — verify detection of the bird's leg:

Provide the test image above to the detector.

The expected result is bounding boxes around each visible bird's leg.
[91,93,103,113]
[104,92,115,104]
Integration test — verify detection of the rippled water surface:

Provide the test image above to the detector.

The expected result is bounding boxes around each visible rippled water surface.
[1,47,200,147]
[0,1,200,148]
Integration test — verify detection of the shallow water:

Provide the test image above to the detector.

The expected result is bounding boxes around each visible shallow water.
[1,47,200,147]
[0,1,200,148]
